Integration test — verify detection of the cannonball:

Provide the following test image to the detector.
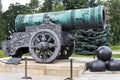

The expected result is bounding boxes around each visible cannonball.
[96,46,112,61]
[106,59,120,71]
[89,59,106,72]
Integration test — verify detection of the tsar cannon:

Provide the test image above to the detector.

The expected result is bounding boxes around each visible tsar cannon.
[2,5,106,63]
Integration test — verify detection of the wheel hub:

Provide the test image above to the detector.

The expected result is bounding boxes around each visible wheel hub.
[38,42,49,51]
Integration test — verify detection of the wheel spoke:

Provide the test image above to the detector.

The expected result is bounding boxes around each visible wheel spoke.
[36,37,41,43]
[42,51,48,62]
[49,43,54,48]
[48,43,58,48]
[34,40,38,45]
[47,37,52,42]
[41,32,46,41]
[48,49,53,55]
[36,50,41,58]
[31,44,41,49]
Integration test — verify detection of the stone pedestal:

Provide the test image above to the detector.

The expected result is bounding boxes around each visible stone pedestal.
[0,57,87,77]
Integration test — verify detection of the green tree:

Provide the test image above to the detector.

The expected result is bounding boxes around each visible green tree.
[29,0,40,13]
[63,0,88,10]
[0,15,6,43]
[0,0,6,47]
[52,3,64,11]
[52,0,62,8]
[75,25,111,54]
[2,3,30,39]
[41,0,64,12]
[107,0,120,45]
[41,0,52,12]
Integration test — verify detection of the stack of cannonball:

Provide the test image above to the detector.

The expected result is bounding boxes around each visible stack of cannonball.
[89,46,120,72]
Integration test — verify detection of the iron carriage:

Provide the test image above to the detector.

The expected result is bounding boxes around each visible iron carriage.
[2,5,106,63]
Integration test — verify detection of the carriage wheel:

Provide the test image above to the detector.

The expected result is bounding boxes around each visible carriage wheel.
[29,29,61,63]
[57,42,74,59]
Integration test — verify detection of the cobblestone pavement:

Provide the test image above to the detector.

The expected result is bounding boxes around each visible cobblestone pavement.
[0,71,120,80]
[76,70,120,80]
[76,73,120,80]
[0,72,66,80]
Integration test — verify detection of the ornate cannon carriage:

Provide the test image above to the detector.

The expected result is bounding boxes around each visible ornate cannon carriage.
[2,5,106,63]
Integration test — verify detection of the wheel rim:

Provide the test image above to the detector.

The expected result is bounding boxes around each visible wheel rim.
[29,29,61,63]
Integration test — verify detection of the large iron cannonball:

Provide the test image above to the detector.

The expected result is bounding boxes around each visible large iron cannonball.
[96,46,112,61]
[89,59,106,72]
[106,59,120,71]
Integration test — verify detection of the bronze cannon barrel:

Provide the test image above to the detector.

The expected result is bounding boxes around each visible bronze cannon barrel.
[15,5,105,32]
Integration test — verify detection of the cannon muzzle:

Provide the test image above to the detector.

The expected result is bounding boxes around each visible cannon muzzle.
[15,5,105,32]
